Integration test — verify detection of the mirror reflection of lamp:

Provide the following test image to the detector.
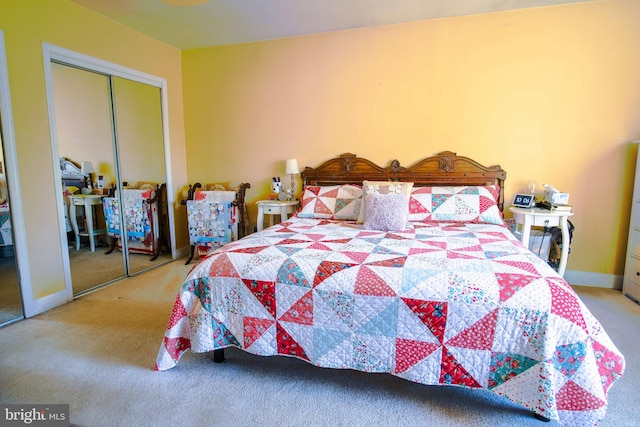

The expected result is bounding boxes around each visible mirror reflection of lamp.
[81,161,94,194]
[285,158,299,201]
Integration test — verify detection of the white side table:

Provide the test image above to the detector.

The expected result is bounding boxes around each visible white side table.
[69,194,106,252]
[509,207,574,277]
[256,200,299,231]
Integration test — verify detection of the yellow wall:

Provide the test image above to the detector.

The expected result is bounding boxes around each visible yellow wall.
[53,64,115,187]
[0,0,639,315]
[53,66,167,190]
[183,0,640,278]
[0,0,187,305]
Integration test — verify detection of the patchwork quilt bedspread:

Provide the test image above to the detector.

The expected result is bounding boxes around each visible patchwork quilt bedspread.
[155,217,624,426]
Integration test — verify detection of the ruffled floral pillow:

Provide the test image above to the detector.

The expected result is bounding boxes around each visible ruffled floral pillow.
[408,185,503,224]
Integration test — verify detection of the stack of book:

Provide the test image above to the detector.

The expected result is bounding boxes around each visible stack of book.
[536,201,572,212]
[551,203,572,212]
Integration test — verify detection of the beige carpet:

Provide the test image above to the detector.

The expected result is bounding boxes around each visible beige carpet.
[0,238,173,326]
[0,259,638,427]
[68,238,172,295]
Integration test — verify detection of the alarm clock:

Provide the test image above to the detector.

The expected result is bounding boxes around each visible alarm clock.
[512,193,535,208]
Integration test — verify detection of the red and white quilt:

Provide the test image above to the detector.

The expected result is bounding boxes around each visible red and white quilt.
[155,216,624,426]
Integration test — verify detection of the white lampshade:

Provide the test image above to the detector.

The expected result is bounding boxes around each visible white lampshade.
[285,159,299,174]
[81,161,94,174]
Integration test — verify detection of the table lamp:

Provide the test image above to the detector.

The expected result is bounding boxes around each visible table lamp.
[285,159,299,200]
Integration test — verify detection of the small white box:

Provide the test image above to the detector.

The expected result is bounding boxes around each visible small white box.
[545,191,569,205]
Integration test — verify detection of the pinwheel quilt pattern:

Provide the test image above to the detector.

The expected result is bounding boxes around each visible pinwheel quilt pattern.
[155,217,624,426]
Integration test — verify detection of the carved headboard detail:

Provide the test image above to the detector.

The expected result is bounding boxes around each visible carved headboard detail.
[301,151,507,212]
[59,157,87,189]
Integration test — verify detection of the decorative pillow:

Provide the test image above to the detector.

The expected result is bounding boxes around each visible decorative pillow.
[408,185,503,224]
[363,193,410,232]
[357,181,414,224]
[298,184,362,220]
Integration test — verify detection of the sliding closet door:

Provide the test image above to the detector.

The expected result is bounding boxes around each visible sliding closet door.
[51,63,126,293]
[0,106,23,325]
[112,76,170,274]
[0,30,29,322]
[46,45,174,297]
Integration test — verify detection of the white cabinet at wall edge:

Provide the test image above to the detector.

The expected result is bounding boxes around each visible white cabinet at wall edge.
[624,144,640,302]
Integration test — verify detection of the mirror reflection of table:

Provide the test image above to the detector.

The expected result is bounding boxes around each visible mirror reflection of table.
[68,194,106,252]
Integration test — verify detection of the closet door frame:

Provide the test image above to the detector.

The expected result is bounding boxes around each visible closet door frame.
[42,43,175,301]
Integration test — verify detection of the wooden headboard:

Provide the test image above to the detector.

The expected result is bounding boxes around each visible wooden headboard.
[301,151,507,212]
[59,157,87,189]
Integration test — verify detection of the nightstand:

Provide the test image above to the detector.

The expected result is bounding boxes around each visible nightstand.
[68,194,106,252]
[256,200,299,231]
[509,206,574,277]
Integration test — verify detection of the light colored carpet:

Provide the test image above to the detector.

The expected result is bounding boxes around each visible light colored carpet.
[68,239,172,295]
[0,238,173,326]
[0,259,638,427]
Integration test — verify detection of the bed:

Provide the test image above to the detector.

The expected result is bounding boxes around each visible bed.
[155,152,624,426]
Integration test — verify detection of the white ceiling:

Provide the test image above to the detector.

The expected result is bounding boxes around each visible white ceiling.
[70,0,589,50]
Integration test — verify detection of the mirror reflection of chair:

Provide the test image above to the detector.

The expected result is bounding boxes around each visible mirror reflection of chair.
[182,182,250,265]
[102,183,167,261]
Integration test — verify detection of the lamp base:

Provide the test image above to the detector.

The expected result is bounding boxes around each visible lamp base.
[288,175,296,200]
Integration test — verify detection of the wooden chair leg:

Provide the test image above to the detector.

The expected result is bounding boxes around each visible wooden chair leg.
[150,234,160,261]
[185,245,195,265]
[105,237,117,254]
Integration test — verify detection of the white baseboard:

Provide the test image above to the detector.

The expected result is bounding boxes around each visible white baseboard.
[176,245,191,260]
[564,270,622,290]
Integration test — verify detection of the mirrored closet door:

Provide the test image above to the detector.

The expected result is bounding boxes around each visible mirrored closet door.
[0,110,23,325]
[52,63,125,293]
[49,57,172,297]
[112,76,170,275]
[0,31,24,326]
